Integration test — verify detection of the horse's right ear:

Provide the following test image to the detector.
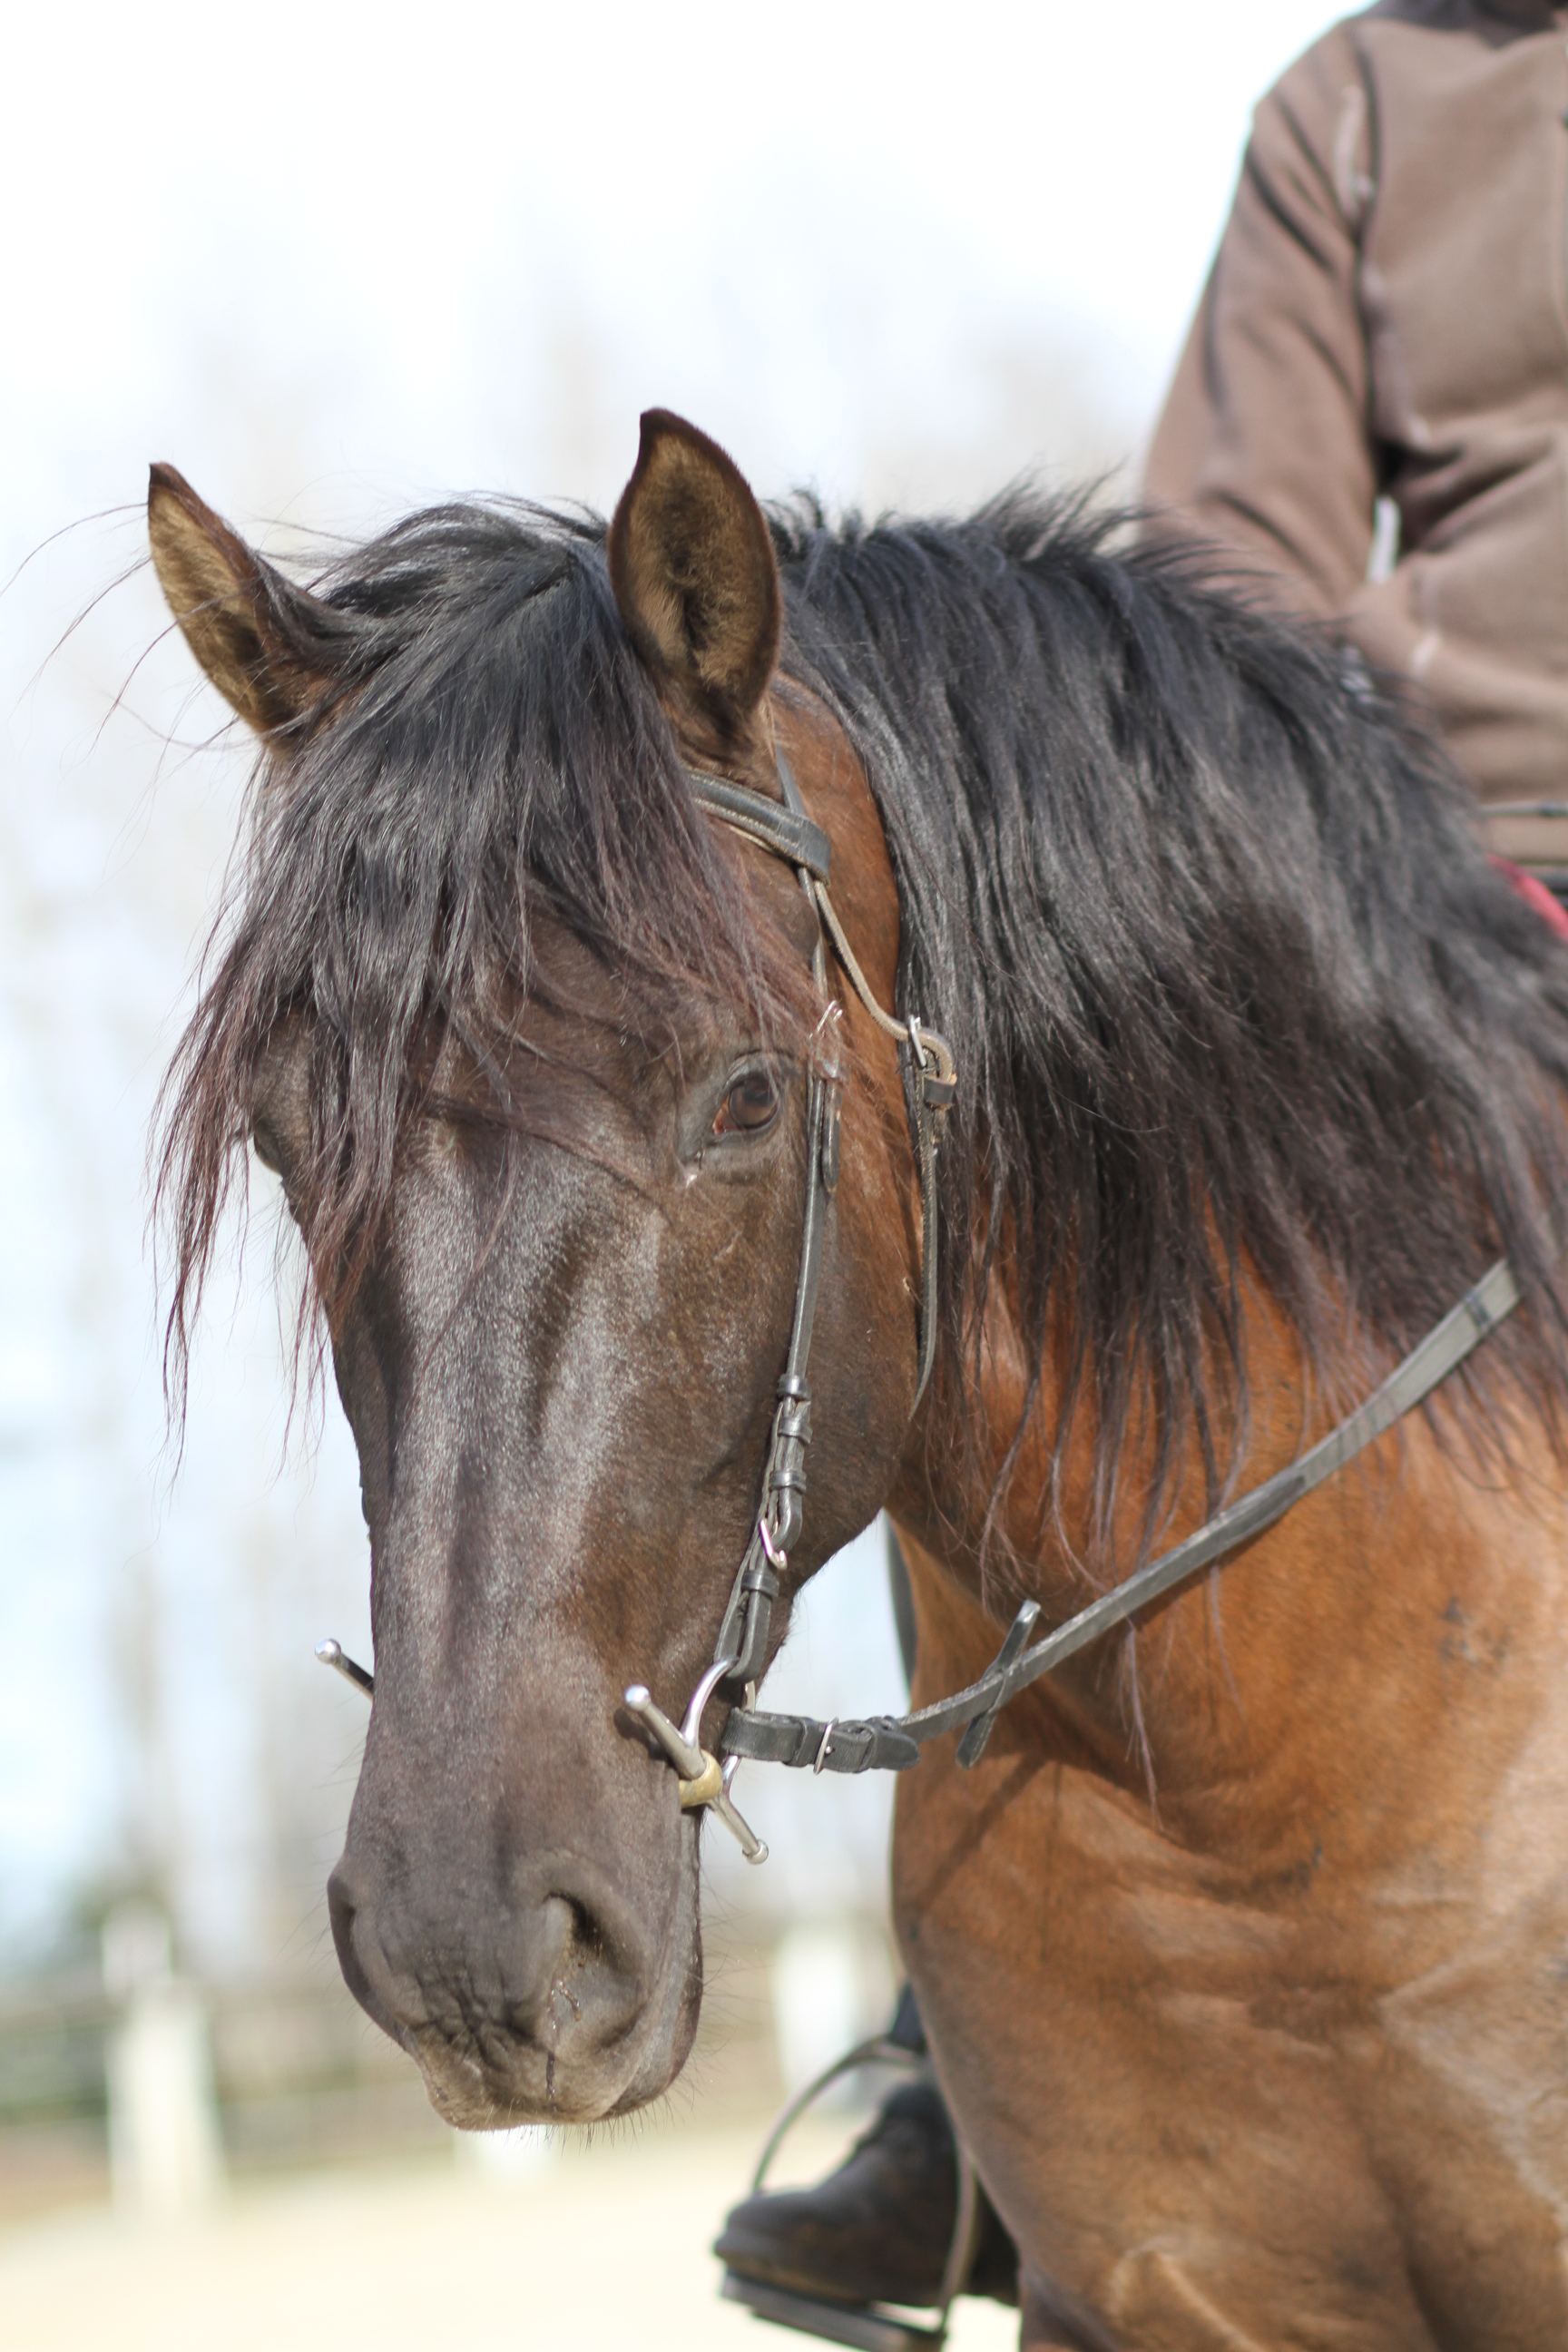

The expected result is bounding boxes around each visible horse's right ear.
[608,411,781,745]
[148,464,347,735]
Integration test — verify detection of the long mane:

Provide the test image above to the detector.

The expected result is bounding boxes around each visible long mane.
[777,495,1568,1566]
[156,502,808,1400]
[159,490,1568,1571]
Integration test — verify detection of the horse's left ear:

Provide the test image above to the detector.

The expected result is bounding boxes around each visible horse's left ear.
[608,410,782,742]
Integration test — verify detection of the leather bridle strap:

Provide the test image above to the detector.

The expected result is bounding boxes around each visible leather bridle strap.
[687,752,954,1696]
[692,756,835,1692]
[720,1253,1525,1775]
[685,771,833,885]
[709,1063,835,1686]
[686,760,956,1406]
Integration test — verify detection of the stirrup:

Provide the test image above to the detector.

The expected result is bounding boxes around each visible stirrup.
[719,2034,985,2352]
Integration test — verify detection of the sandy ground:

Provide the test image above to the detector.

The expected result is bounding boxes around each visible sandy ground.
[0,2113,1021,2352]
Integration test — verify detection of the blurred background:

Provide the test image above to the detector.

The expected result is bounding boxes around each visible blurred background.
[0,2,1343,2341]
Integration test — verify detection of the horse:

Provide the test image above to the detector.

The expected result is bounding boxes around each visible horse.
[148,411,1568,2349]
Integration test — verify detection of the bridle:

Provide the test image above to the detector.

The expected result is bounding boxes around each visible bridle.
[620,750,956,1862]
[318,749,1531,1868]
[624,753,1530,1862]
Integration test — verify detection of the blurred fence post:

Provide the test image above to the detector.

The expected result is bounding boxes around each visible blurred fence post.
[769,1918,896,2103]
[102,1902,225,2214]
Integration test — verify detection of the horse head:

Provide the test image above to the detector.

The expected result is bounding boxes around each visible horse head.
[149,416,926,2126]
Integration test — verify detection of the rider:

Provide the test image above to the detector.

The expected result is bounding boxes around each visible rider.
[717,0,1568,2322]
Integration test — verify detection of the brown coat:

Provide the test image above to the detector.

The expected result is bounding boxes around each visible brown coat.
[1145,0,1568,833]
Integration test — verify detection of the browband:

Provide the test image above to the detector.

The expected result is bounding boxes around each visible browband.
[685,771,832,886]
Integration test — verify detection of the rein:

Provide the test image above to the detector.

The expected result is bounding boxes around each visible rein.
[720,1256,1523,1781]
[317,750,1529,1867]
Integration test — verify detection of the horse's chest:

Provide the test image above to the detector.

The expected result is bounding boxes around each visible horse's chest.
[893,1747,1568,2349]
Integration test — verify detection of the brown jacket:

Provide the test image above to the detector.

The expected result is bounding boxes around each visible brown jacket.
[1144,1,1568,819]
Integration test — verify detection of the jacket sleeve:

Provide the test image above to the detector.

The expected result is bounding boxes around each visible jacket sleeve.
[1142,24,1379,620]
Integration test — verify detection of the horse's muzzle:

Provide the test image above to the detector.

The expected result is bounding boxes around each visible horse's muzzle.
[327,1833,698,2126]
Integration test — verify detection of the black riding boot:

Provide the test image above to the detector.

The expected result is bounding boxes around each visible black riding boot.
[714,1990,1019,2313]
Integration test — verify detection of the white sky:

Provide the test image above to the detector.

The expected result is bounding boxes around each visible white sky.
[5,0,1345,526]
[0,0,1348,1969]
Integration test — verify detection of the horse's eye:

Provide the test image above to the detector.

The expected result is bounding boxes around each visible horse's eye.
[715,1069,780,1136]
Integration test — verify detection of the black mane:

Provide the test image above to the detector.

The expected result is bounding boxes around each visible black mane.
[160,490,1568,1572]
[777,495,1568,1561]
[158,500,804,1385]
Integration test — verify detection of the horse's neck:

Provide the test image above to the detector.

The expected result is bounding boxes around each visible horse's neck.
[892,1286,1568,1869]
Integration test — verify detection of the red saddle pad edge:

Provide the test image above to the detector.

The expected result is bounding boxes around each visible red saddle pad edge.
[1490,856,1568,943]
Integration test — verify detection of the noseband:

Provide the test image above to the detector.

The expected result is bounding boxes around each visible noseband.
[318,750,1530,1868]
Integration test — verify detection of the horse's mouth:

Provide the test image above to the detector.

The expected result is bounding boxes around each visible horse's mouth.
[398,1950,703,2130]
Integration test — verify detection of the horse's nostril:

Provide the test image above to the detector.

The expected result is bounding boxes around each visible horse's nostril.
[328,1862,640,2056]
[565,1896,607,1971]
[530,1895,614,2034]
[324,1797,690,2123]
[328,1864,403,2043]
[326,1865,357,1972]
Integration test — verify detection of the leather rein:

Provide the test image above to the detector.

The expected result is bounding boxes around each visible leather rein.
[318,750,1528,1868]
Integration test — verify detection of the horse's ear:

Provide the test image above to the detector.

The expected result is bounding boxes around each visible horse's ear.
[608,410,781,740]
[148,463,345,735]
